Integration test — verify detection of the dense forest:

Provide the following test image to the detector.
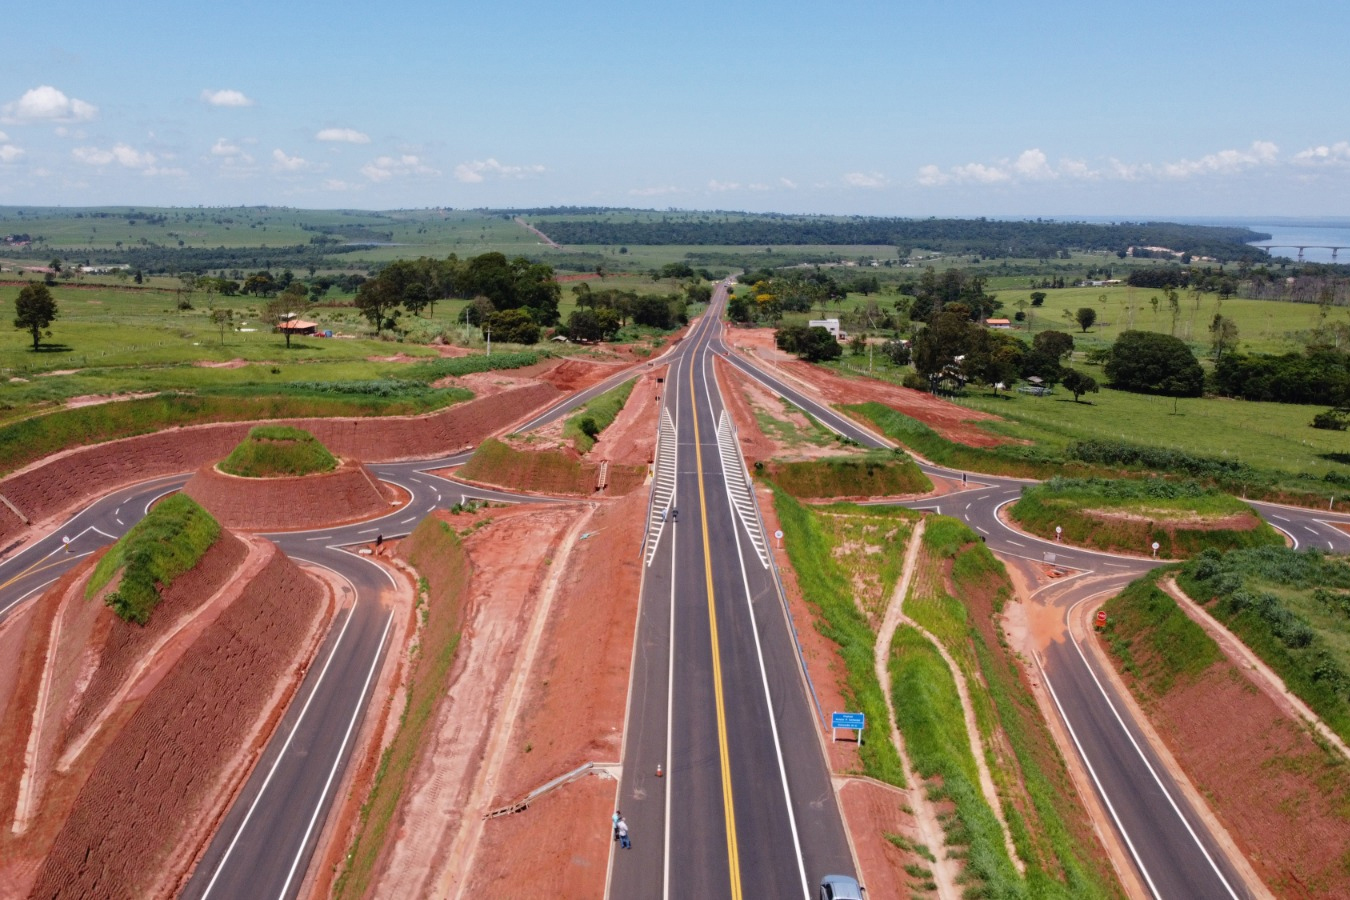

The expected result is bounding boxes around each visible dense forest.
[525,215,1273,262]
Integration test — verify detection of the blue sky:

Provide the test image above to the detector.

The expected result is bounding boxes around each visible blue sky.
[2,0,1348,216]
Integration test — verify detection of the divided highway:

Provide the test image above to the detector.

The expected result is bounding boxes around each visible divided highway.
[3,291,1348,899]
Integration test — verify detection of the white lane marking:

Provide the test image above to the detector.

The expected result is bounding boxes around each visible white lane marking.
[115,518,124,526]
[436,493,442,503]
[197,592,362,900]
[0,577,57,618]
[1104,562,1129,568]
[1006,539,1025,547]
[976,526,989,535]
[91,527,116,540]
[275,611,394,900]
[1038,655,1164,900]
[114,507,120,517]
[306,535,334,542]
[357,527,379,534]
[410,477,424,484]
[1066,597,1243,900]
[399,516,416,524]
[1269,523,1299,550]
[663,518,678,900]
[1272,515,1289,522]
[1304,526,1318,535]
[965,502,972,511]
[143,487,179,515]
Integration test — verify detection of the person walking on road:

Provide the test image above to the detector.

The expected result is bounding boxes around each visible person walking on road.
[612,809,621,841]
[617,816,631,850]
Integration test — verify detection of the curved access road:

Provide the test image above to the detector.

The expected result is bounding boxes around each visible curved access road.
[712,327,1350,899]
[0,367,637,900]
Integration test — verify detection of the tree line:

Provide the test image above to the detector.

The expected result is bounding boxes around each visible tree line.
[529,216,1272,262]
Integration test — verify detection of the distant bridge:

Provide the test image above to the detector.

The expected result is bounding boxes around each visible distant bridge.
[1251,243,1349,261]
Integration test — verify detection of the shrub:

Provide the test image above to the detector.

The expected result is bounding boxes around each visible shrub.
[902,371,929,391]
[220,425,338,477]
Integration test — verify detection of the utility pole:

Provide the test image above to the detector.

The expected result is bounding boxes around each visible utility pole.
[485,325,492,358]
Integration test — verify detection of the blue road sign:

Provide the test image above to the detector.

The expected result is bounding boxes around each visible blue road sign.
[831,712,865,730]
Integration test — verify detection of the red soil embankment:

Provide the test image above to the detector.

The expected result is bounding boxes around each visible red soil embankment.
[183,459,395,531]
[0,381,559,549]
[458,439,646,497]
[27,541,326,900]
[725,326,1009,448]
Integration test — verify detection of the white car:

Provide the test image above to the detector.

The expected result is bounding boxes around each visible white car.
[818,873,864,900]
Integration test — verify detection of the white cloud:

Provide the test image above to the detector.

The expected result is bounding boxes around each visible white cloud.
[0,131,7,142]
[919,142,1284,188]
[628,185,681,197]
[1160,141,1277,178]
[708,179,740,192]
[2,85,97,124]
[71,142,182,176]
[1293,141,1350,166]
[201,89,254,108]
[780,177,798,190]
[363,154,441,182]
[211,138,244,157]
[316,127,370,144]
[453,157,544,183]
[272,148,309,171]
[322,178,358,191]
[842,171,889,188]
[0,145,23,163]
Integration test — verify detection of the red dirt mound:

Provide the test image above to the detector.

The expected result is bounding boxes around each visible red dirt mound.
[537,358,625,392]
[183,459,396,530]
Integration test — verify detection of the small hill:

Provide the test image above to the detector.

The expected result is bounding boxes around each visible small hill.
[219,425,338,478]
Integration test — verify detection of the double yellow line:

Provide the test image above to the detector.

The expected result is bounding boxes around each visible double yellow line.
[687,349,744,899]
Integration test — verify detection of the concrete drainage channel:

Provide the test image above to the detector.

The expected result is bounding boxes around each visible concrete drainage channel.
[483,761,621,818]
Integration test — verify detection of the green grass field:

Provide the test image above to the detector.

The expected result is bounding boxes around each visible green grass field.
[219,425,339,477]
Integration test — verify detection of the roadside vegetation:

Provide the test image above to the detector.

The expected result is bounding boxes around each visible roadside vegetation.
[335,516,470,900]
[86,493,222,624]
[761,449,931,498]
[1101,572,1224,694]
[1011,477,1282,558]
[901,516,1121,899]
[561,377,635,453]
[1177,546,1350,743]
[219,426,338,478]
[770,490,911,785]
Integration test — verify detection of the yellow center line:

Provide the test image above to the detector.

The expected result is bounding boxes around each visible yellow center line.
[0,552,68,593]
[689,349,743,900]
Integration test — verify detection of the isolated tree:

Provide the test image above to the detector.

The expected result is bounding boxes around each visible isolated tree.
[1104,330,1204,397]
[243,271,278,297]
[912,303,975,378]
[14,283,58,351]
[1061,368,1099,403]
[355,277,402,335]
[1029,291,1047,307]
[1074,307,1097,332]
[209,308,234,345]
[1209,313,1239,362]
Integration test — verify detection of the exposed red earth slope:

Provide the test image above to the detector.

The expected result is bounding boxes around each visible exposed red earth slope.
[183,458,396,530]
[0,381,558,550]
[0,532,329,899]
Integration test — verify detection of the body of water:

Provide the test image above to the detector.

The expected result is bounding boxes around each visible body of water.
[1243,222,1350,264]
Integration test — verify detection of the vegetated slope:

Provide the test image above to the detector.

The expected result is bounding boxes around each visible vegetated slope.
[30,541,326,900]
[1102,574,1350,898]
[1177,546,1350,744]
[898,516,1121,899]
[763,450,932,498]
[1011,477,1282,558]
[219,425,338,477]
[562,377,636,454]
[459,437,645,496]
[335,514,471,900]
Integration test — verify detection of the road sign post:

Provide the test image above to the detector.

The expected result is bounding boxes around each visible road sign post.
[831,711,865,745]
[1095,609,1107,631]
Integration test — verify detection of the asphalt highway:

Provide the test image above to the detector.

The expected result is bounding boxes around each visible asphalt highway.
[611,284,854,900]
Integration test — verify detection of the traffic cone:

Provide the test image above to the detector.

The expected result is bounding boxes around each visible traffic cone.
[655,763,663,778]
